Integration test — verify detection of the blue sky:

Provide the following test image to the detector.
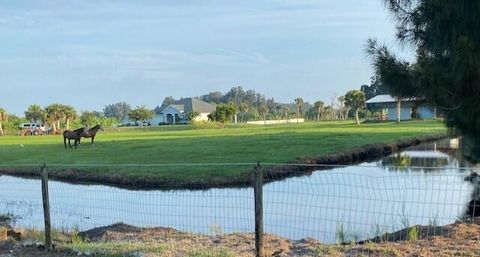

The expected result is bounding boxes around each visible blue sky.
[0,0,405,115]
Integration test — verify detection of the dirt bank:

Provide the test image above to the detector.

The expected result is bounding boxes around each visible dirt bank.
[1,218,479,257]
[0,134,446,191]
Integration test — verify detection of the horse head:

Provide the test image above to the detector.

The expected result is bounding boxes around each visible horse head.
[91,124,103,132]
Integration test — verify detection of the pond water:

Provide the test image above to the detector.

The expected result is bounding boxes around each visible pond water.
[1,138,478,243]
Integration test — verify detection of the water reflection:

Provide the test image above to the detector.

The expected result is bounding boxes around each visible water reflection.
[381,151,450,172]
[380,138,480,220]
[381,153,412,171]
[381,138,472,172]
[0,138,478,243]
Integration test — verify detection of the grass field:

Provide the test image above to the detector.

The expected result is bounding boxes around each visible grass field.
[0,120,446,186]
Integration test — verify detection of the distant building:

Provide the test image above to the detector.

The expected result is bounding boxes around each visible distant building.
[152,98,216,125]
[365,94,436,121]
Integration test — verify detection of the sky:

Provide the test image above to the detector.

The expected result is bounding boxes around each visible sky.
[0,0,408,115]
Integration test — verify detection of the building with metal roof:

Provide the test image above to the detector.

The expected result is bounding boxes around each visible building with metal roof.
[366,94,436,121]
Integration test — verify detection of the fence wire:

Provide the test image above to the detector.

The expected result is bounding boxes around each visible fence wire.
[264,169,474,242]
[0,162,479,256]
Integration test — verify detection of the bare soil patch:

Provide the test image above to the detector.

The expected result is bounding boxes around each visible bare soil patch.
[1,218,478,257]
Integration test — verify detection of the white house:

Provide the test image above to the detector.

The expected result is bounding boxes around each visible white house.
[366,94,436,121]
[151,98,216,125]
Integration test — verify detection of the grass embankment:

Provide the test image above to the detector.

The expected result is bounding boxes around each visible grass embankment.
[0,120,446,188]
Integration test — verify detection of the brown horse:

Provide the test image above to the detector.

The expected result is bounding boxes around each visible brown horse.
[80,125,103,146]
[63,127,85,149]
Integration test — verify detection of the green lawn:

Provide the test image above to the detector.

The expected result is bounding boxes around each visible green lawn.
[0,120,446,184]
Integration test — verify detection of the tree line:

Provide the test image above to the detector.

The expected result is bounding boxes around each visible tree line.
[0,103,124,135]
[0,87,370,135]
[0,101,163,135]
[160,86,368,125]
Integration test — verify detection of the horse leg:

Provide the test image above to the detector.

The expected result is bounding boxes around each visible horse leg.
[68,139,72,149]
[64,136,67,149]
[91,136,95,146]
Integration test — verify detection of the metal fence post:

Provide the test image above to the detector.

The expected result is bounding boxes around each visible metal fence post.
[253,162,264,257]
[41,163,52,251]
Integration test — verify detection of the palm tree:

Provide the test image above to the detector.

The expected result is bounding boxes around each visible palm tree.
[45,104,63,133]
[0,108,8,136]
[239,102,249,123]
[63,105,77,130]
[313,101,325,122]
[258,105,268,123]
[366,39,416,123]
[41,111,53,134]
[294,98,304,122]
[45,109,56,133]
[323,105,334,120]
[344,90,366,125]
[275,105,282,119]
[57,105,67,130]
[25,104,45,123]
[337,96,349,120]
[282,106,289,121]
[46,104,76,131]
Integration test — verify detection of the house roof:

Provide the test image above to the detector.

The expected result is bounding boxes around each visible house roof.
[366,94,420,104]
[154,105,168,114]
[168,105,185,112]
[156,98,216,114]
[180,98,216,113]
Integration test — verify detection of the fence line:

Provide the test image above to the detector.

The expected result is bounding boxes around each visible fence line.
[0,162,478,256]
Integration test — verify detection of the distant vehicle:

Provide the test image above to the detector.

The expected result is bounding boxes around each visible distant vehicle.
[18,123,47,135]
[119,121,151,127]
[134,121,151,127]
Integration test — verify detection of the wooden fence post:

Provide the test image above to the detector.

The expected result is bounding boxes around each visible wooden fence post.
[41,163,52,251]
[254,162,264,257]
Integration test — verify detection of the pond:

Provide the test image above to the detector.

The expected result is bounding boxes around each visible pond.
[1,138,478,243]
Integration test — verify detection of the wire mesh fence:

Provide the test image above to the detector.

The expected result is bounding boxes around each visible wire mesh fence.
[50,179,255,235]
[0,162,479,256]
[264,168,474,243]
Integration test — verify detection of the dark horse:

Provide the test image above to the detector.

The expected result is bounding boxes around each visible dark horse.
[80,125,103,146]
[63,127,85,149]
